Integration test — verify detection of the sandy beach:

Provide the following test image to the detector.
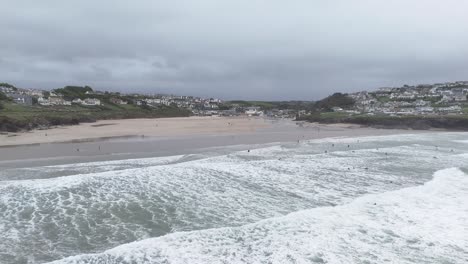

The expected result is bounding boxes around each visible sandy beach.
[0,116,433,168]
[0,116,271,146]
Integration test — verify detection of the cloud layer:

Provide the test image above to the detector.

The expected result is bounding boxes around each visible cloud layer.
[2,0,468,99]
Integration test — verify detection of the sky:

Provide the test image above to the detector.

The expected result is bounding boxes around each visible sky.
[2,0,468,100]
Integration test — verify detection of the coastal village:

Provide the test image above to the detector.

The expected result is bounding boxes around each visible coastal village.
[0,83,225,112]
[0,83,298,118]
[346,81,468,116]
[1,81,468,118]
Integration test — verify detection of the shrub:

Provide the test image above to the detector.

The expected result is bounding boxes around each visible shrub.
[0,91,8,100]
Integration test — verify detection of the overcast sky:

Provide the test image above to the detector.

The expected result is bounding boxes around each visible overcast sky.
[2,0,468,100]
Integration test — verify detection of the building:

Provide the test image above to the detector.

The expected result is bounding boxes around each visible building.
[72,98,83,104]
[37,97,51,106]
[71,98,101,106]
[83,98,101,106]
[7,94,33,105]
[110,98,128,105]
[331,107,344,112]
[245,107,263,116]
[0,86,16,94]
[38,97,72,106]
[18,89,44,97]
[49,97,72,105]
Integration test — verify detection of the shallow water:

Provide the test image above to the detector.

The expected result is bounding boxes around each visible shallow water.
[1,132,467,263]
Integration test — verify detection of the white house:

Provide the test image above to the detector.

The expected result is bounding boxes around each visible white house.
[245,107,262,116]
[38,97,51,106]
[331,107,344,112]
[49,97,71,105]
[438,105,462,113]
[72,98,100,106]
[72,98,83,104]
[83,98,101,106]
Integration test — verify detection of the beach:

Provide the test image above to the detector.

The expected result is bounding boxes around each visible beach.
[0,116,269,146]
[0,117,427,167]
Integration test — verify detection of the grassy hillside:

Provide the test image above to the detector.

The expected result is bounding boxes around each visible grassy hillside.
[312,93,355,111]
[52,86,93,100]
[0,102,191,132]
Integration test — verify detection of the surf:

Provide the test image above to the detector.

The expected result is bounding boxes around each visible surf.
[48,167,468,264]
[1,132,467,263]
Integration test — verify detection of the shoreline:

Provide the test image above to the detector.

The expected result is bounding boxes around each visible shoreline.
[0,116,440,148]
[0,117,439,168]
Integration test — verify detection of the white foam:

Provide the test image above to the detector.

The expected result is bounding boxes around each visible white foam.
[2,132,468,263]
[50,168,468,264]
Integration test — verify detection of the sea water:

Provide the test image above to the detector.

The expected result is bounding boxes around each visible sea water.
[0,133,467,263]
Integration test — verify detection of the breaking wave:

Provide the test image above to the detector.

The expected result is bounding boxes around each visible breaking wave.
[50,168,468,264]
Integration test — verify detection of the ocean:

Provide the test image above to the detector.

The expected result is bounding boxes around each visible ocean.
[0,132,467,263]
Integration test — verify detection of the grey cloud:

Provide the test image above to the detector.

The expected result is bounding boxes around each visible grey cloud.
[2,0,468,100]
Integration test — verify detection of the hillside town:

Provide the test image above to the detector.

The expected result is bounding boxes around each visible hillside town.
[0,83,301,118]
[345,81,468,116]
[1,81,468,118]
[0,84,225,112]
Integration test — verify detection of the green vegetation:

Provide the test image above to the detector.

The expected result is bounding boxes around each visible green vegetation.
[0,91,11,110]
[297,113,468,130]
[423,96,442,103]
[0,91,8,101]
[0,101,191,132]
[226,95,354,114]
[319,111,350,118]
[376,96,390,103]
[313,93,355,111]
[53,86,93,100]
[51,85,141,106]
[0,83,17,90]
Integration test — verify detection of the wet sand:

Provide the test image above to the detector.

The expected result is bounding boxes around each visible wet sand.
[0,117,432,169]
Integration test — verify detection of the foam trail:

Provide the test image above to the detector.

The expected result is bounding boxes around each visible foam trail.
[0,154,191,181]
[50,168,468,264]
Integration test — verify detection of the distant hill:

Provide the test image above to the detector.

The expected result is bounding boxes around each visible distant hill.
[0,83,17,90]
[226,100,315,110]
[313,93,355,111]
[53,86,94,100]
